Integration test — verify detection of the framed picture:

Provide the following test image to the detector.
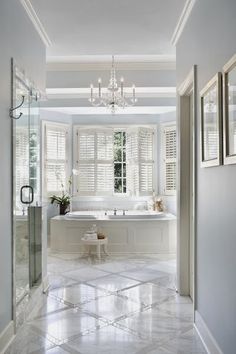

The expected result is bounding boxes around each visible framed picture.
[223,54,236,165]
[200,73,222,167]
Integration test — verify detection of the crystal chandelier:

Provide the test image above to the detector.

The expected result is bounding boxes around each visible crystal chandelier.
[89,56,137,114]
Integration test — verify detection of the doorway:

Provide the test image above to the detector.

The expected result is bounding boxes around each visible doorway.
[177,66,197,303]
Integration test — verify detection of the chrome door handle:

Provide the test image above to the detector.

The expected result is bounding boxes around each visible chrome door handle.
[20,185,34,204]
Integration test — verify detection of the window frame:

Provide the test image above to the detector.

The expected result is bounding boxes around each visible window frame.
[42,121,70,198]
[73,125,157,198]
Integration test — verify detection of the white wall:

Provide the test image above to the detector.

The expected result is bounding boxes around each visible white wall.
[0,0,46,334]
[176,1,236,352]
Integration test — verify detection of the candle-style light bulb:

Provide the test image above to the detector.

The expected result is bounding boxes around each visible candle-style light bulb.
[98,78,102,97]
[132,84,136,102]
[90,84,94,102]
[120,77,124,97]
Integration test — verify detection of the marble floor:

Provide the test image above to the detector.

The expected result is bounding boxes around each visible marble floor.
[6,252,206,354]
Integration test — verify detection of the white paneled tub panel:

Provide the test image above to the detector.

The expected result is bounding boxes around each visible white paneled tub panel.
[50,212,176,254]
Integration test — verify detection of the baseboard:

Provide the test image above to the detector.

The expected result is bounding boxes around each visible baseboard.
[0,321,15,354]
[194,311,223,354]
[42,275,49,293]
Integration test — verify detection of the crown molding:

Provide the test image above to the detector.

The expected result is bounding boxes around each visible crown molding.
[171,0,197,46]
[46,87,176,99]
[20,0,52,47]
[46,55,176,71]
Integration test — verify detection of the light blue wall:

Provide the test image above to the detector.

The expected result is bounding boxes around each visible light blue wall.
[0,0,46,333]
[176,1,236,352]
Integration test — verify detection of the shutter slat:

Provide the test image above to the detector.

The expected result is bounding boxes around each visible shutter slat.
[45,124,69,194]
[162,125,176,194]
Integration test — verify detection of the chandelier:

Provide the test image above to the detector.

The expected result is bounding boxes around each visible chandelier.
[88,56,137,114]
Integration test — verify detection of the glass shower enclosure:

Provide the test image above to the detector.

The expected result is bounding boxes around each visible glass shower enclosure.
[11,59,42,327]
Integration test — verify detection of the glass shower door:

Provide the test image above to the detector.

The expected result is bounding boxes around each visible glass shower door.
[13,81,31,306]
[12,63,41,325]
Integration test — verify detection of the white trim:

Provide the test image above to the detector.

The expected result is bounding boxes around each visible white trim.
[46,87,176,99]
[46,55,176,71]
[177,66,197,301]
[20,0,52,47]
[178,68,195,95]
[0,321,15,354]
[194,311,223,354]
[171,0,197,46]
[40,106,176,115]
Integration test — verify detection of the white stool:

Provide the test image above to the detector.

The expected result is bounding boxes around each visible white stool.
[81,237,108,259]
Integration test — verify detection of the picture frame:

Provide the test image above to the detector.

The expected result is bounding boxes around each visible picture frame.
[223,54,236,165]
[200,73,222,167]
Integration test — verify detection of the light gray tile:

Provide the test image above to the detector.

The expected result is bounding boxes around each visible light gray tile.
[80,294,141,322]
[48,274,78,290]
[63,267,109,282]
[31,308,105,345]
[119,283,175,306]
[120,269,169,282]
[65,325,149,354]
[116,307,193,343]
[157,297,194,321]
[30,295,68,320]
[87,274,140,292]
[5,325,54,354]
[94,261,138,273]
[151,274,176,291]
[146,261,176,275]
[49,283,108,306]
[162,328,207,353]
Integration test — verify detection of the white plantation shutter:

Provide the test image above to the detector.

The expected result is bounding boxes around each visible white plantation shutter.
[126,128,139,195]
[127,127,154,196]
[44,123,69,194]
[139,128,154,195]
[75,127,114,195]
[161,125,176,195]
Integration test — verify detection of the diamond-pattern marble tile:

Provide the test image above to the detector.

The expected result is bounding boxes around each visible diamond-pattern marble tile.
[157,297,194,321]
[161,328,207,354]
[30,308,105,345]
[87,274,140,292]
[65,324,149,354]
[49,283,109,306]
[120,268,169,282]
[5,325,54,354]
[63,267,109,282]
[119,282,175,306]
[47,273,79,290]
[29,295,68,321]
[8,252,207,354]
[94,260,138,273]
[80,294,141,322]
[116,307,193,343]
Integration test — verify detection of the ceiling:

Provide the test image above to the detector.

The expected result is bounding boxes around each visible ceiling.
[26,0,189,115]
[30,0,186,59]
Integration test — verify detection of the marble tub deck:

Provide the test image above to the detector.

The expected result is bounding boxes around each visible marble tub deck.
[6,253,206,354]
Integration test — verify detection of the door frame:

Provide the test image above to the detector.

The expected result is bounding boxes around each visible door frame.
[177,66,197,309]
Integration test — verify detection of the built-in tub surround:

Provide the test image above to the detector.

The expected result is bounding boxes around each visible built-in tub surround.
[50,211,176,254]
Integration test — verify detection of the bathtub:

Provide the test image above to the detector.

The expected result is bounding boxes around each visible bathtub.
[50,210,176,254]
[66,210,168,220]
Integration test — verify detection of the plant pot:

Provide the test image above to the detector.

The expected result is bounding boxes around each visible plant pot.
[59,204,69,215]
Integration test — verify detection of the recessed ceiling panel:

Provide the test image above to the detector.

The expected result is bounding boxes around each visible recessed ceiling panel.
[30,0,186,57]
